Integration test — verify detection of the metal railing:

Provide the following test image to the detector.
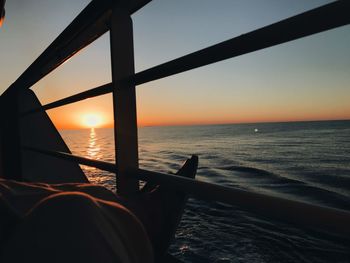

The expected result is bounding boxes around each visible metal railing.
[2,0,350,236]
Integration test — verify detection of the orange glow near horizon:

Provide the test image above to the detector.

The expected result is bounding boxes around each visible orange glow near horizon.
[44,95,114,130]
[48,110,111,129]
[135,102,350,127]
[2,0,350,131]
[37,81,349,130]
[137,116,350,128]
[47,110,350,130]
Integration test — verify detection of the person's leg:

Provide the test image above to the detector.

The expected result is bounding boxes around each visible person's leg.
[1,192,153,263]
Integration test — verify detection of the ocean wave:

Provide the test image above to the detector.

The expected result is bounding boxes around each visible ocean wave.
[215,165,275,176]
[61,121,350,263]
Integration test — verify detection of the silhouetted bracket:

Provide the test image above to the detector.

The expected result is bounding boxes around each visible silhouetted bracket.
[0,89,22,180]
[19,90,87,183]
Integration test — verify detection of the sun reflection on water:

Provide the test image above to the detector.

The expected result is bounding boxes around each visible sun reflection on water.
[85,128,102,170]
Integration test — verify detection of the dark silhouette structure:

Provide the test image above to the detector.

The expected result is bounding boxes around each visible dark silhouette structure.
[0,0,350,262]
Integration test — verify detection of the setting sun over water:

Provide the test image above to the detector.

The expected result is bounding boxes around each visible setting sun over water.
[82,113,103,128]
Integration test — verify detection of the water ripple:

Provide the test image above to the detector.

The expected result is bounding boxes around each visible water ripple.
[60,121,350,263]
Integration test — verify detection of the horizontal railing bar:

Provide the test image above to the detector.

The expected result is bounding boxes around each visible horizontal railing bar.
[22,146,115,172]
[130,1,350,86]
[136,168,350,236]
[22,145,350,236]
[4,0,151,96]
[21,83,113,116]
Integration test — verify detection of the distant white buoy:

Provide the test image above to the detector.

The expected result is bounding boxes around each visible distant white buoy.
[254,128,259,133]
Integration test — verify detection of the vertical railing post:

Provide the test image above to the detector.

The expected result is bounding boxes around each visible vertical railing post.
[110,6,139,195]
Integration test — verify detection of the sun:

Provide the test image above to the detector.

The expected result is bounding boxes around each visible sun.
[82,114,103,128]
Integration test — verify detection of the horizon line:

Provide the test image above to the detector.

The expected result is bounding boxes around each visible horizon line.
[58,118,350,131]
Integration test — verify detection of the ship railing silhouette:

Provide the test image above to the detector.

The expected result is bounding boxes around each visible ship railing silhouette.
[1,0,350,240]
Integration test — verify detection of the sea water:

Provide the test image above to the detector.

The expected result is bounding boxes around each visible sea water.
[60,120,350,262]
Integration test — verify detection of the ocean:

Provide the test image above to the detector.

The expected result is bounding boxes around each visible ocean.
[60,120,350,263]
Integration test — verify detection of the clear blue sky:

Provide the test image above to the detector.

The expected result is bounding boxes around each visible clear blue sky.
[1,0,349,128]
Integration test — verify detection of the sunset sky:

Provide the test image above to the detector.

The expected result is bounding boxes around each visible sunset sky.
[1,0,349,129]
